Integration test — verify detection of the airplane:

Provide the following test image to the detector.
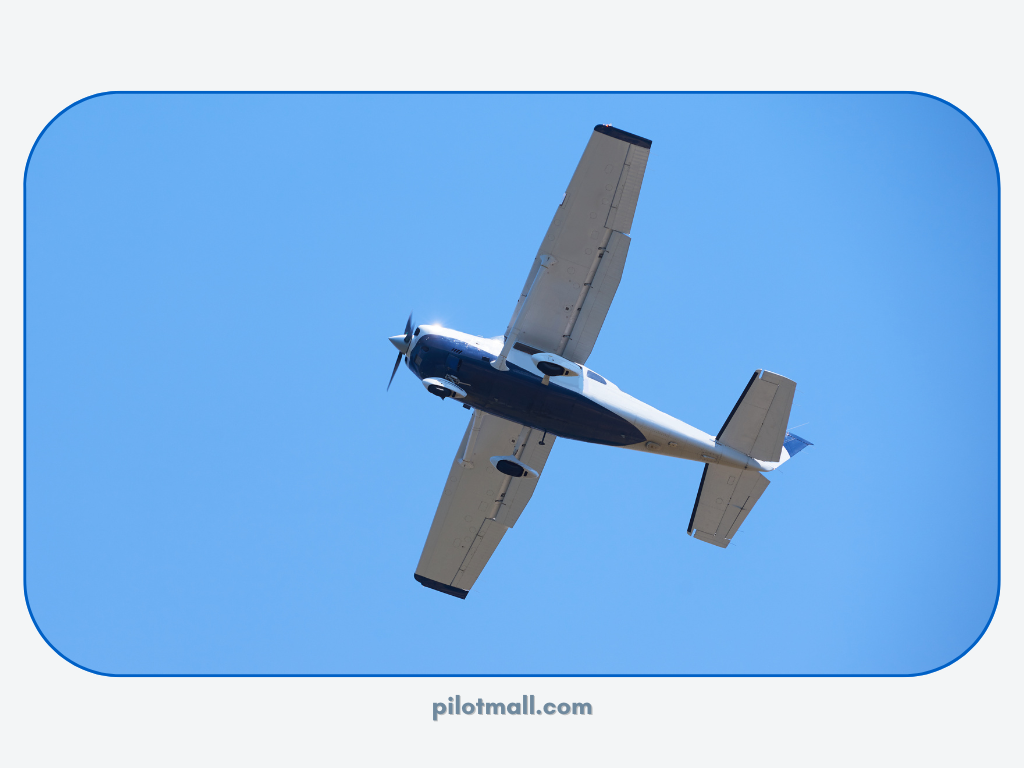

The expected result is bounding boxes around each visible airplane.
[388,124,812,599]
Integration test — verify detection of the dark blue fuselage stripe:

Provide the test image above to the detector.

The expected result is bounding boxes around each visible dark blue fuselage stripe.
[409,335,646,446]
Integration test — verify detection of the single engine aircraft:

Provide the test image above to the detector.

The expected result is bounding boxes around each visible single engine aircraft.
[388,124,811,599]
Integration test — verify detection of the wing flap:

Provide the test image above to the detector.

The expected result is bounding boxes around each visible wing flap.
[687,464,770,548]
[560,231,630,364]
[493,433,556,529]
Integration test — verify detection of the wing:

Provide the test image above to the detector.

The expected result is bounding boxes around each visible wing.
[504,125,652,364]
[687,465,770,548]
[414,410,556,598]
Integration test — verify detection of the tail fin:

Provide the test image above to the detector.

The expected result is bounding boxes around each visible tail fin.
[782,431,813,460]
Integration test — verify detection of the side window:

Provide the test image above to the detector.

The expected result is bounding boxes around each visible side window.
[586,370,606,385]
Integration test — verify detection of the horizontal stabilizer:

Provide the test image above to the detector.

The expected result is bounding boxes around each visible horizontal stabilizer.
[688,464,770,548]
[718,370,797,462]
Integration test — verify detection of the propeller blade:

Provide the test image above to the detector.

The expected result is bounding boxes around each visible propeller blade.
[404,313,413,343]
[387,351,403,391]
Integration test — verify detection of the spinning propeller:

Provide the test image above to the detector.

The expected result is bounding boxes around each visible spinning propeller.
[387,313,414,390]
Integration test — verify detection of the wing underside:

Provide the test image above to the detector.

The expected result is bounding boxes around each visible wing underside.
[505,125,651,364]
[414,411,555,598]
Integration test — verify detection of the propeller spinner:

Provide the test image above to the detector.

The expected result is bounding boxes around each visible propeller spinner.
[387,313,414,390]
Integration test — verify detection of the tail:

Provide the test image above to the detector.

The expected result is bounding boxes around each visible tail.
[688,370,812,548]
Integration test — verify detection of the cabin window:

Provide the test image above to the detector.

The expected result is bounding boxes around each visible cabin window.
[586,370,607,384]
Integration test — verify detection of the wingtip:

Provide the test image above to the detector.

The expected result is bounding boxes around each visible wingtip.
[593,124,653,149]
[414,573,469,599]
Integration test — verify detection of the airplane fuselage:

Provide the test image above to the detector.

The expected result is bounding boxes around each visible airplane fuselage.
[405,325,781,474]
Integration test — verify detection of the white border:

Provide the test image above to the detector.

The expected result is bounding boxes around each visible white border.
[2,2,1018,764]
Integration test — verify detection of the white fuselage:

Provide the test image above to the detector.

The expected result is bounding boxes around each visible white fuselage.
[405,325,785,473]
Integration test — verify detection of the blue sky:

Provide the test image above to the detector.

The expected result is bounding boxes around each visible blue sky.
[24,93,998,675]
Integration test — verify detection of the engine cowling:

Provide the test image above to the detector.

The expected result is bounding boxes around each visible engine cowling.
[489,455,540,479]
[421,377,467,400]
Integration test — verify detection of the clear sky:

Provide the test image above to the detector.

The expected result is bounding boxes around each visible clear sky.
[24,93,998,675]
